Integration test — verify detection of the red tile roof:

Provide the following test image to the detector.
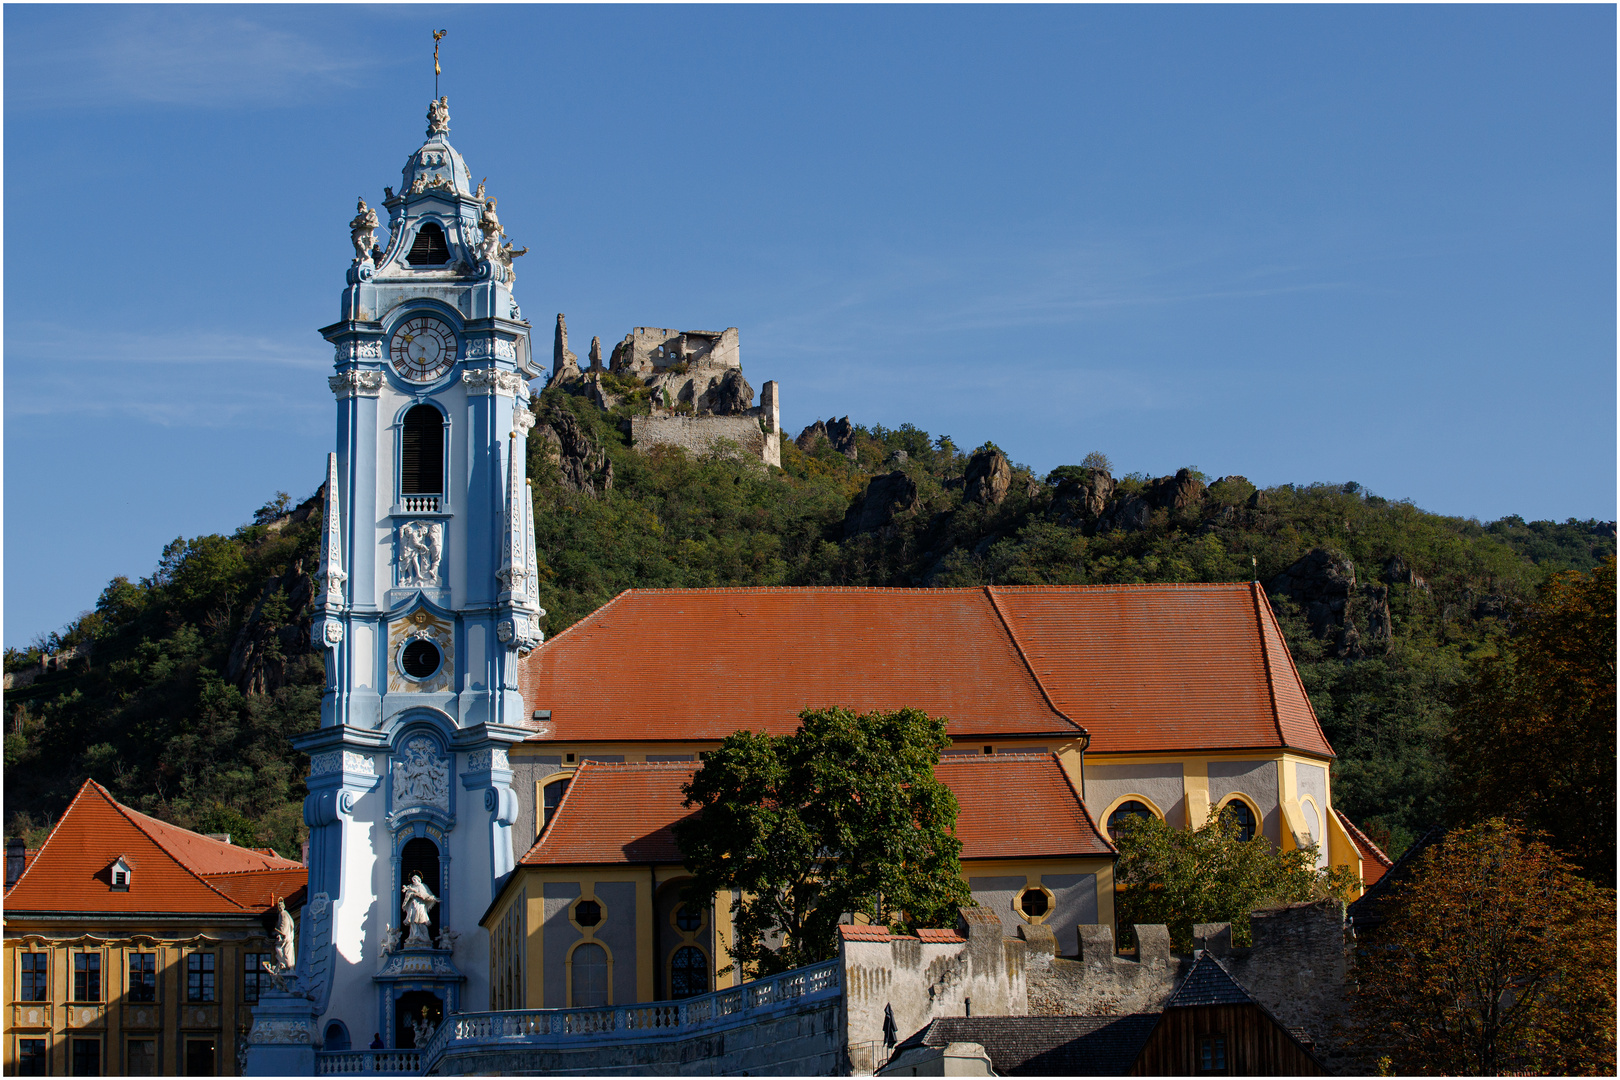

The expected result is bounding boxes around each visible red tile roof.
[519,753,1112,868]
[519,588,1082,742]
[938,753,1114,860]
[4,780,305,915]
[1334,809,1394,888]
[520,762,699,867]
[990,583,1332,755]
[518,585,1332,757]
[837,925,967,944]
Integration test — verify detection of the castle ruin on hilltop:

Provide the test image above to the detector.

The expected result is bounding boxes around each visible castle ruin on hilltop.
[549,313,782,466]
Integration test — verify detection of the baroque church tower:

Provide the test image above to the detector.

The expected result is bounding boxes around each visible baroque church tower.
[253,96,545,1067]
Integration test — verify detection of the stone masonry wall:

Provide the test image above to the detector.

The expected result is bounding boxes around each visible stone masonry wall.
[630,413,781,468]
[1021,901,1353,1072]
[434,997,843,1076]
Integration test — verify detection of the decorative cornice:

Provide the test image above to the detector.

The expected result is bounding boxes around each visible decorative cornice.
[461,368,527,396]
[309,750,376,778]
[329,371,385,398]
[463,338,518,361]
[335,340,384,361]
[511,404,536,435]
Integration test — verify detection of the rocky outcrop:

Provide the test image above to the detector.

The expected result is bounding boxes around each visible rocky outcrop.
[535,406,613,495]
[1268,548,1392,658]
[1380,556,1428,593]
[963,448,1012,506]
[1095,469,1207,533]
[707,368,755,416]
[1050,469,1116,526]
[796,417,858,460]
[844,471,919,538]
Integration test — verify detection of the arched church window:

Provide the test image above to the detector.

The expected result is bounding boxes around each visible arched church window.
[401,405,444,496]
[1221,799,1256,843]
[670,946,708,1000]
[1107,800,1156,842]
[406,222,450,265]
[571,943,609,1007]
[400,837,441,941]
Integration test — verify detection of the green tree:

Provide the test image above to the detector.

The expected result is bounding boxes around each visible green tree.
[674,707,971,978]
[1113,807,1357,950]
[1447,557,1616,884]
[1354,819,1616,1076]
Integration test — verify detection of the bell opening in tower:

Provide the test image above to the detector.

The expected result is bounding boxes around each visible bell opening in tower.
[406,222,450,265]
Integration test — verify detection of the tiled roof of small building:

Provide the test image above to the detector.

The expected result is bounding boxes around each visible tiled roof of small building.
[518,584,1334,757]
[897,1015,1160,1076]
[837,925,967,944]
[4,780,305,915]
[1163,951,1254,1008]
[521,753,1112,867]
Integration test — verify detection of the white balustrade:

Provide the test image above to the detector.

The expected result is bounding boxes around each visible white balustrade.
[402,496,441,513]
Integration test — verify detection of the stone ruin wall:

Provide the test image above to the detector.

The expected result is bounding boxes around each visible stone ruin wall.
[1018,899,1356,1072]
[550,315,781,467]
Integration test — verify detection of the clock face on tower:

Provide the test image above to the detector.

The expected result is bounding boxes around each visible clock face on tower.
[390,315,457,382]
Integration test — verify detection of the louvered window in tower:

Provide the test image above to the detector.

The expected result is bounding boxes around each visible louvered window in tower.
[401,405,444,498]
[406,222,450,265]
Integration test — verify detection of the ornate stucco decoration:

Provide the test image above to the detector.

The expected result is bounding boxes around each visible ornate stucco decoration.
[398,521,444,588]
[511,404,536,436]
[462,338,518,362]
[335,340,384,361]
[387,608,454,694]
[461,367,526,395]
[465,747,509,772]
[248,1018,314,1046]
[329,370,385,397]
[308,750,376,777]
[391,736,450,814]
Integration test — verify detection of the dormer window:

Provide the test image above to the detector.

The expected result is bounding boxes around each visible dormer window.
[110,857,131,891]
[406,222,450,265]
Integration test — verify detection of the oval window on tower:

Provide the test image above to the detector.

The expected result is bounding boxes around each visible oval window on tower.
[401,639,442,679]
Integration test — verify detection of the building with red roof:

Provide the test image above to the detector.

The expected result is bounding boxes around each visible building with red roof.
[482,753,1116,1010]
[3,780,305,1076]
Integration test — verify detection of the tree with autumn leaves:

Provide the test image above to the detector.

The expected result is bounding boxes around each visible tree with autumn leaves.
[1355,819,1615,1075]
[1447,556,1616,885]
[1354,558,1616,1075]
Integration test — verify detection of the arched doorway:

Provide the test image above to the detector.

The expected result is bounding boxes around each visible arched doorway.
[394,990,443,1049]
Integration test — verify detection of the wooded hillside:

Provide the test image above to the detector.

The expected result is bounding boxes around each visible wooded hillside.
[6,382,1612,861]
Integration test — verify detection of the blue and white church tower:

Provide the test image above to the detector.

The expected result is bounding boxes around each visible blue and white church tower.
[248,96,544,1073]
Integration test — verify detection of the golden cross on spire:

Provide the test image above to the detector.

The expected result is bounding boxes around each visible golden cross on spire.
[433,29,447,95]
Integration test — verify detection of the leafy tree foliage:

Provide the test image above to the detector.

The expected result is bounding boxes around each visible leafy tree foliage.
[1113,807,1358,951]
[674,707,971,979]
[4,497,324,856]
[1355,819,1615,1076]
[1446,557,1616,884]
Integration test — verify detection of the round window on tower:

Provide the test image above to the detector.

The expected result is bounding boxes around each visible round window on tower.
[400,638,442,680]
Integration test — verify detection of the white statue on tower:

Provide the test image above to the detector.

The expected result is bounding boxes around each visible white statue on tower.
[401,874,439,948]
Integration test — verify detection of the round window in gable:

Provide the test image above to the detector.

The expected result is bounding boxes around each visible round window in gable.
[401,638,442,680]
[1018,887,1050,920]
[573,899,602,928]
[675,904,703,932]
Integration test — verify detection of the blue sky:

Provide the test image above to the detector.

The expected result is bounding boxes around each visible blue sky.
[4,4,1615,647]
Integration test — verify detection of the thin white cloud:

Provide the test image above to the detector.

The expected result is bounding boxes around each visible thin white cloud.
[6,9,376,110]
[6,324,328,369]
